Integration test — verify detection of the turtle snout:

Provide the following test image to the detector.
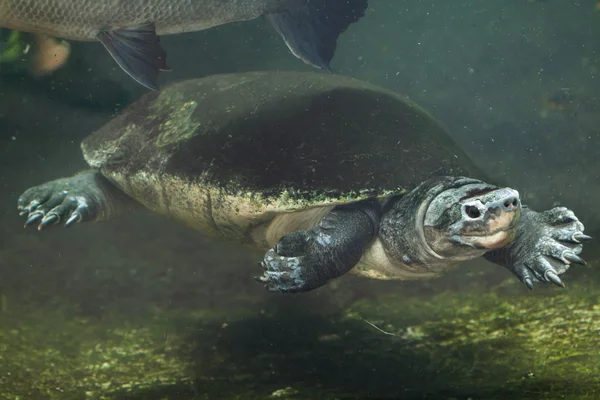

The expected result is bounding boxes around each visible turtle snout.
[498,194,519,212]
[486,189,520,214]
[460,188,521,221]
[460,188,521,227]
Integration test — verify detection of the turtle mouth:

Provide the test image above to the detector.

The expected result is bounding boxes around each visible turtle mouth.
[458,227,516,249]
[457,205,520,249]
[460,219,517,237]
[461,227,512,237]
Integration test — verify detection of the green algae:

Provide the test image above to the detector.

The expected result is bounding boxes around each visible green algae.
[346,281,600,398]
[0,306,189,399]
[154,100,200,149]
[1,270,599,400]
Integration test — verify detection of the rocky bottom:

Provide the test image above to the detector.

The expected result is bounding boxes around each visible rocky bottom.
[1,271,599,400]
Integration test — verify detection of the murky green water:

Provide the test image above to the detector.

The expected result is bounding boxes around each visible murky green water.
[1,1,600,399]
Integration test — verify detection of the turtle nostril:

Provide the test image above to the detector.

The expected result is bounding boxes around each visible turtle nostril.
[502,196,519,210]
[465,205,481,219]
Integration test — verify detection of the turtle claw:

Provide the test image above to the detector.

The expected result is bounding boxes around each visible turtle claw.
[563,251,586,266]
[545,270,565,288]
[39,213,60,230]
[256,260,294,292]
[573,233,592,243]
[65,212,82,227]
[24,211,43,227]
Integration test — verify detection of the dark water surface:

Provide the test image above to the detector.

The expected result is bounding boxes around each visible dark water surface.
[1,1,600,398]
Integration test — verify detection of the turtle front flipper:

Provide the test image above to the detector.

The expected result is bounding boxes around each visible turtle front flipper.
[485,207,591,289]
[256,200,380,293]
[18,170,136,230]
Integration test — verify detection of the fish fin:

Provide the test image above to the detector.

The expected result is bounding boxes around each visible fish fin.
[265,0,368,71]
[96,23,169,91]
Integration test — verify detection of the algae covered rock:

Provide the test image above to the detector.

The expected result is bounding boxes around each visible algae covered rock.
[1,270,599,399]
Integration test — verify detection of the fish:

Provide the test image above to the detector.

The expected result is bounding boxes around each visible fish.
[0,0,369,90]
[30,33,71,76]
[0,30,71,76]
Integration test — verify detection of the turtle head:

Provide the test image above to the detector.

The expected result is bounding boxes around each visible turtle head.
[380,177,522,274]
[422,180,521,260]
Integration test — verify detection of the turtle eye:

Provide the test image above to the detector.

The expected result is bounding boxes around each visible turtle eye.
[464,205,481,219]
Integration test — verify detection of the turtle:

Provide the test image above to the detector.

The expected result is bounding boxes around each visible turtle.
[17,71,590,293]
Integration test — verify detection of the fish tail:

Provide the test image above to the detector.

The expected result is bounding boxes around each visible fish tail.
[266,0,369,71]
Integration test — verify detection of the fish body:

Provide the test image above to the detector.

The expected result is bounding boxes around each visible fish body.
[1,0,272,40]
[0,0,369,89]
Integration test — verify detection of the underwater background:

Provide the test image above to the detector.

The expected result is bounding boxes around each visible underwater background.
[1,0,600,399]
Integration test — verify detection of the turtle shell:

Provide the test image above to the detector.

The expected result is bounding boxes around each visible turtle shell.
[81,71,483,243]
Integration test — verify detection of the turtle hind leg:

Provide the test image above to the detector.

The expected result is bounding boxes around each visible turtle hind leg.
[18,170,136,230]
[257,200,380,293]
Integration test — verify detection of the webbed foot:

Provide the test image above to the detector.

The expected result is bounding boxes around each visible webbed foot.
[256,201,379,293]
[17,171,125,230]
[19,177,95,230]
[256,230,324,293]
[486,206,589,289]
